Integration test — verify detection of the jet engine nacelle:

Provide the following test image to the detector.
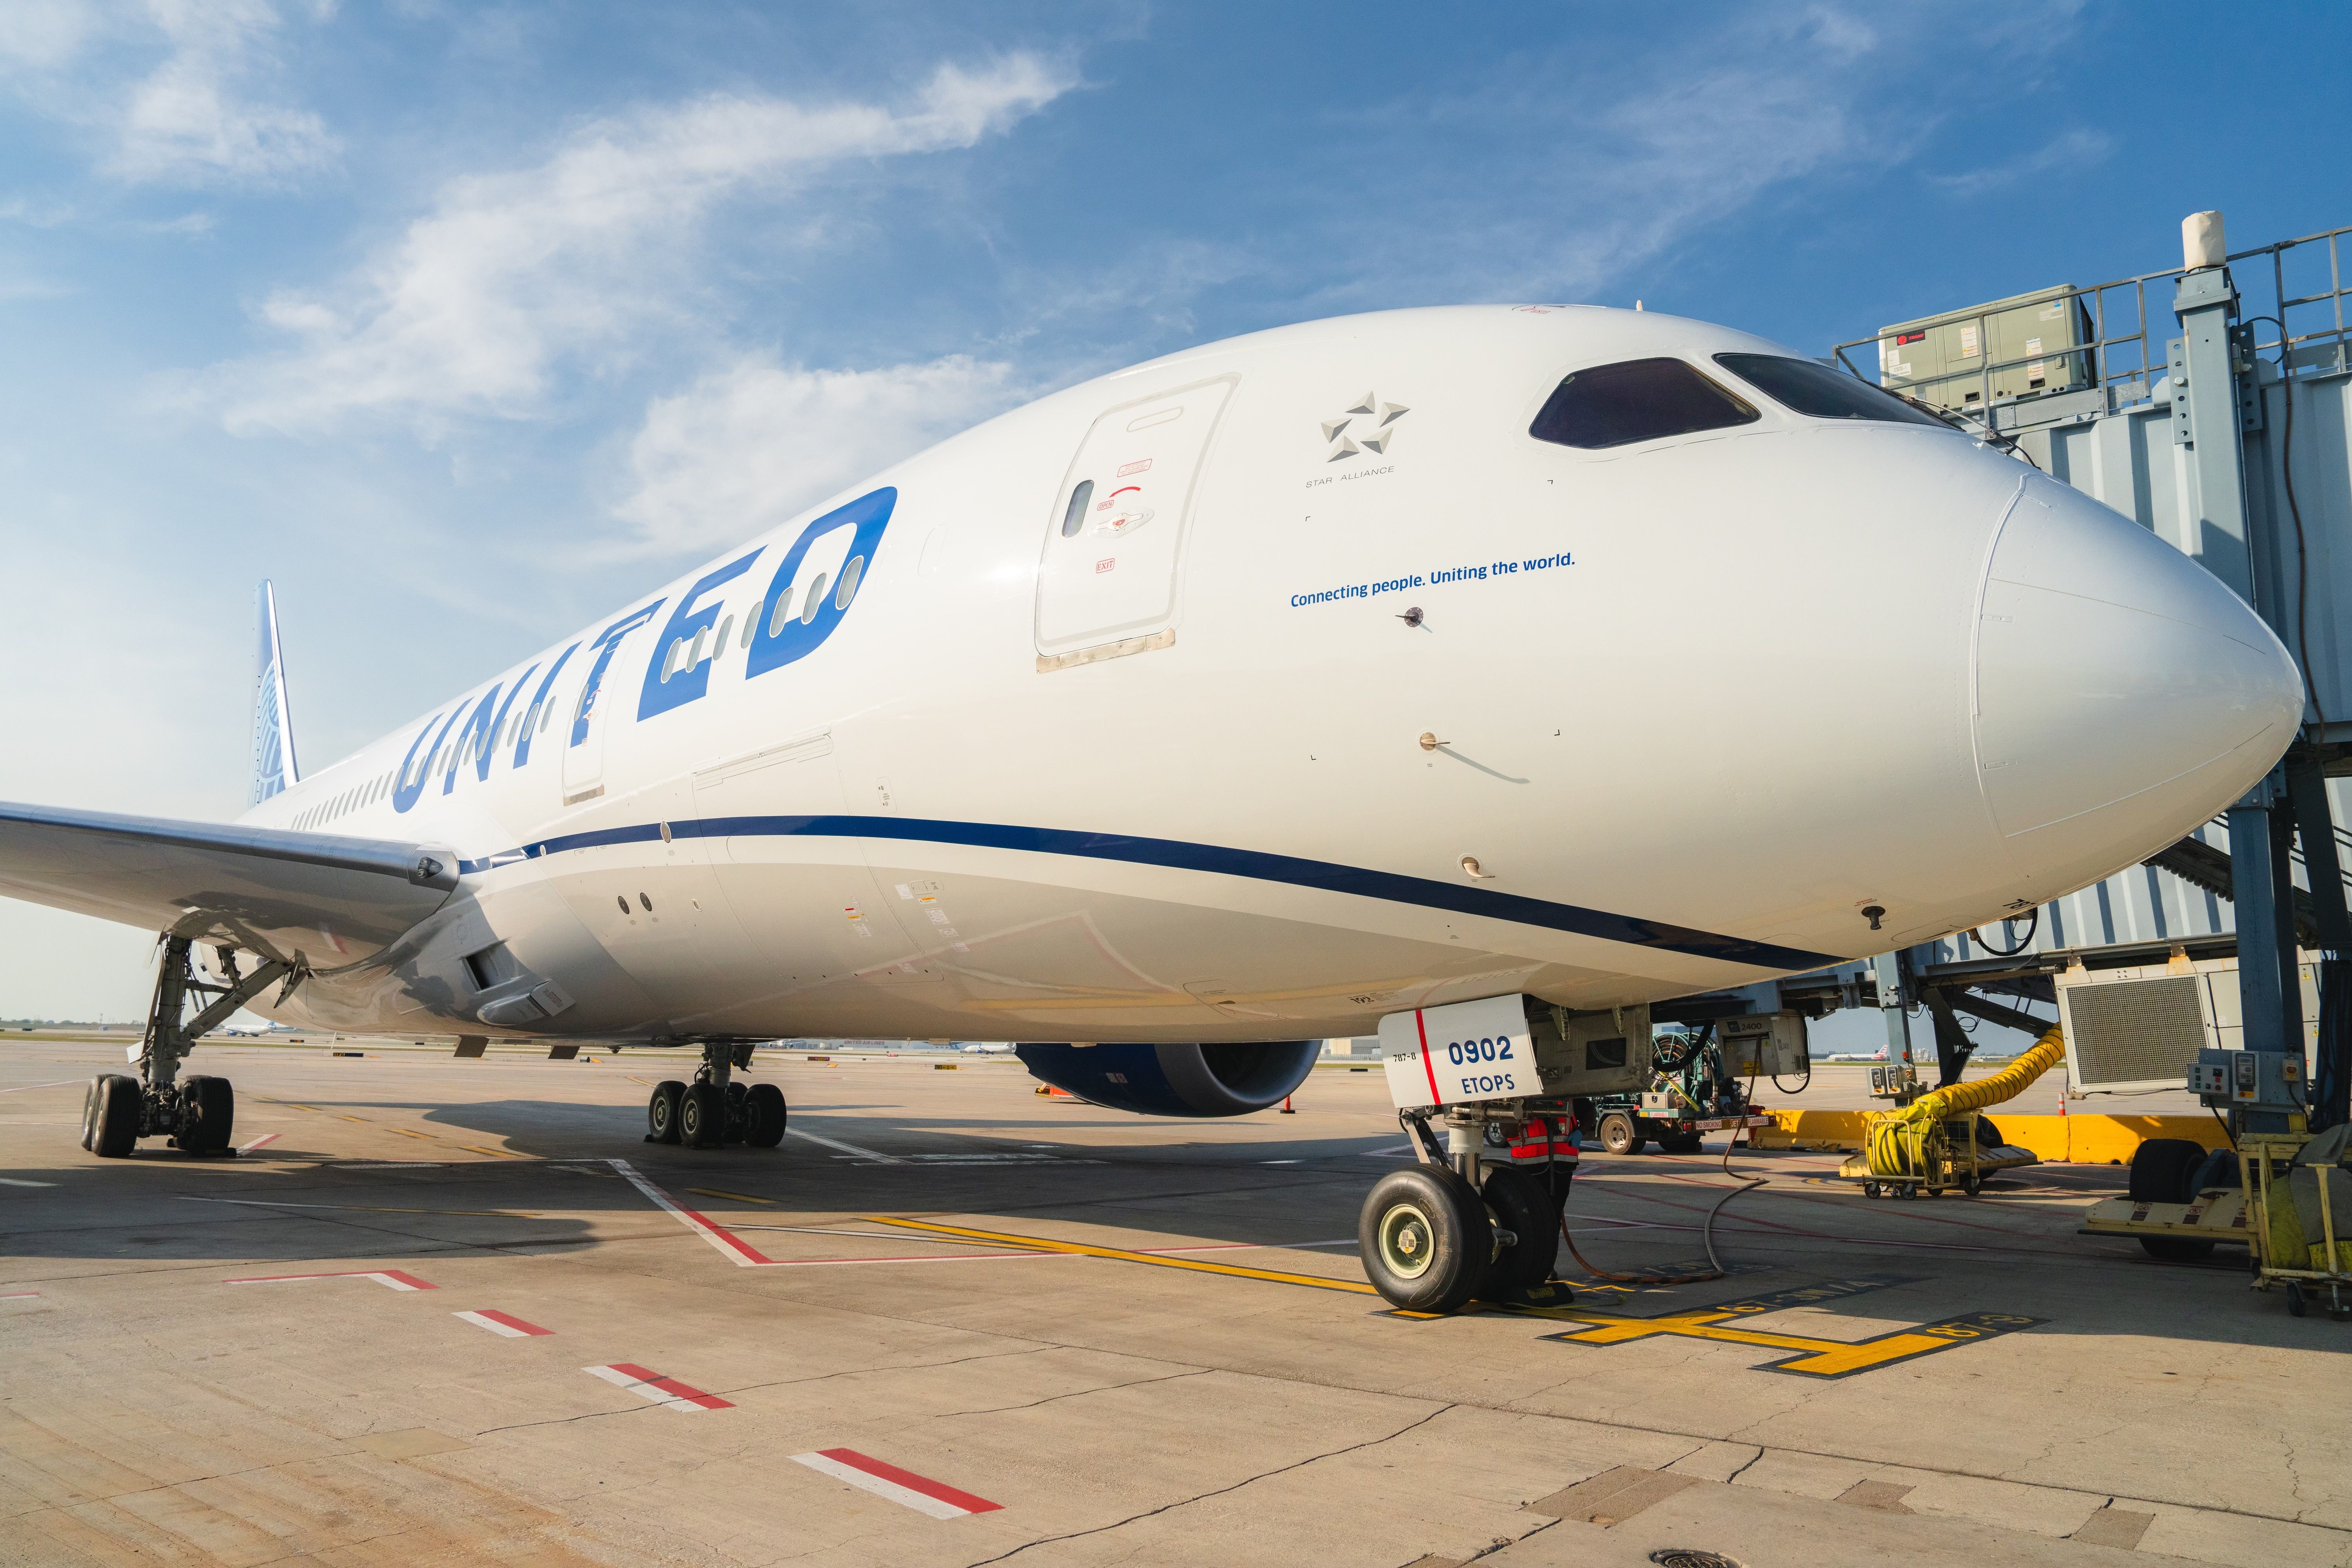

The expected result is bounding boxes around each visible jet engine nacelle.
[1015,1040,1320,1117]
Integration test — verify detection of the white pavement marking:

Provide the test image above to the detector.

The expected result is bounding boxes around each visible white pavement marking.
[0,1080,83,1094]
[237,1132,280,1152]
[223,1269,436,1290]
[0,1291,40,1300]
[785,1127,901,1163]
[584,1363,732,1411]
[607,1158,775,1266]
[0,1178,58,1188]
[456,1308,552,1337]
[791,1449,1002,1518]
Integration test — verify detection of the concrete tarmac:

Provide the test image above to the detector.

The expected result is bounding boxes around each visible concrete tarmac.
[4,1039,2348,1568]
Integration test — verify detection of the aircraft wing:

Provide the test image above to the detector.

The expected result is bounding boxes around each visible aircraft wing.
[0,799,460,970]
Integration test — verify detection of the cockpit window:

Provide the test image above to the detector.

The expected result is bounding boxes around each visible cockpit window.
[1527,357,1759,450]
[1712,354,1948,427]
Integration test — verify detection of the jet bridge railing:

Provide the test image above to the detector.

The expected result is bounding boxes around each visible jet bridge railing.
[1831,221,2352,445]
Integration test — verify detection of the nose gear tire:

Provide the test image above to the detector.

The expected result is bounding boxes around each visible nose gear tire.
[1357,1165,1492,1313]
[1478,1165,1561,1295]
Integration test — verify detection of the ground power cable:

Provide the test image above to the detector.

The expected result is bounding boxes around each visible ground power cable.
[1557,1117,1765,1285]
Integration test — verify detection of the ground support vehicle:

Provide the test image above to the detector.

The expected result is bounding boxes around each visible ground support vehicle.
[2081,1131,2352,1321]
[1587,1025,1772,1155]
[1837,1114,2039,1198]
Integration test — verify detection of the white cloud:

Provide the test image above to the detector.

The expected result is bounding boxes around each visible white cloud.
[1310,5,2089,309]
[208,56,1073,436]
[0,0,339,187]
[612,353,1022,556]
[0,0,105,70]
[1929,128,2116,198]
[109,0,340,186]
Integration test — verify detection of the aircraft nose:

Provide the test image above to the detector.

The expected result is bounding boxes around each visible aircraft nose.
[1973,477,2303,869]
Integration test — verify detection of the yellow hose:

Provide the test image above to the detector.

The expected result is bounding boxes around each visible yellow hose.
[1866,1024,2065,1180]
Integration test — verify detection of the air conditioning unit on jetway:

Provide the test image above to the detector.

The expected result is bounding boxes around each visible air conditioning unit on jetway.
[2055,953,2320,1094]
[1879,285,2095,412]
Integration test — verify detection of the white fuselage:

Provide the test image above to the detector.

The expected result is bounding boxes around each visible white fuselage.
[232,306,2302,1044]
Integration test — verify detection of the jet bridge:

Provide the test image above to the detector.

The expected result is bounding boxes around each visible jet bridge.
[1722,214,2352,1139]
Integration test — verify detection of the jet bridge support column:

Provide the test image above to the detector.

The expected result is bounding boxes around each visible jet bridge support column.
[2174,216,2307,1136]
[2289,759,2352,1131]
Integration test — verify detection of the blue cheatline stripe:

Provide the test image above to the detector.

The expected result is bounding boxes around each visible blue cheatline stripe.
[457,814,1839,971]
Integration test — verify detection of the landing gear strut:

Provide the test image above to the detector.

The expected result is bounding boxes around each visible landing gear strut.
[1357,1103,1574,1312]
[83,936,301,1159]
[645,1042,786,1150]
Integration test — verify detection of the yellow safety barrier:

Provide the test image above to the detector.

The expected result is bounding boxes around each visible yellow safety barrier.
[1751,1109,2227,1163]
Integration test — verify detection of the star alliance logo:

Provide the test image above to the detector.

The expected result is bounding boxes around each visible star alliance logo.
[1322,392,1408,462]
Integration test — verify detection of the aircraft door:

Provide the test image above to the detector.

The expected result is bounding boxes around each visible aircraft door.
[561,604,661,806]
[1036,374,1237,666]
[560,664,610,806]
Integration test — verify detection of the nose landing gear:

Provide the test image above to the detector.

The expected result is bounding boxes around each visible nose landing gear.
[1357,1105,1577,1312]
[644,1042,788,1150]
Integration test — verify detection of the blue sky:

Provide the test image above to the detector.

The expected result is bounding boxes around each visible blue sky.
[4,0,2348,1018]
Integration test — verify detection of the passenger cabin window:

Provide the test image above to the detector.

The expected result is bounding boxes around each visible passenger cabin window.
[1712,354,1947,428]
[1527,357,1758,450]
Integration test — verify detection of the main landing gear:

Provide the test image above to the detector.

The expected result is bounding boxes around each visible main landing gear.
[1357,1104,1571,1313]
[84,936,301,1159]
[646,1041,787,1151]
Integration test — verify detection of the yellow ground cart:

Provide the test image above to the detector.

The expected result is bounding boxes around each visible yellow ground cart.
[2081,1125,2352,1319]
[1838,1114,2042,1198]
[1835,1025,2060,1198]
[2245,1130,2352,1321]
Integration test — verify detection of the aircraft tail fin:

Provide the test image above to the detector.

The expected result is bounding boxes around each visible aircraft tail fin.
[250,581,299,804]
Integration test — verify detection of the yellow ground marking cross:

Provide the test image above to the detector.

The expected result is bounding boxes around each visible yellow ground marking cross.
[1515,1275,2046,1378]
[866,1225,2043,1380]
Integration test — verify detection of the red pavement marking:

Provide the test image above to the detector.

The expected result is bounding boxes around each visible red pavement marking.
[820,1448,1003,1514]
[223,1269,437,1290]
[608,1362,733,1410]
